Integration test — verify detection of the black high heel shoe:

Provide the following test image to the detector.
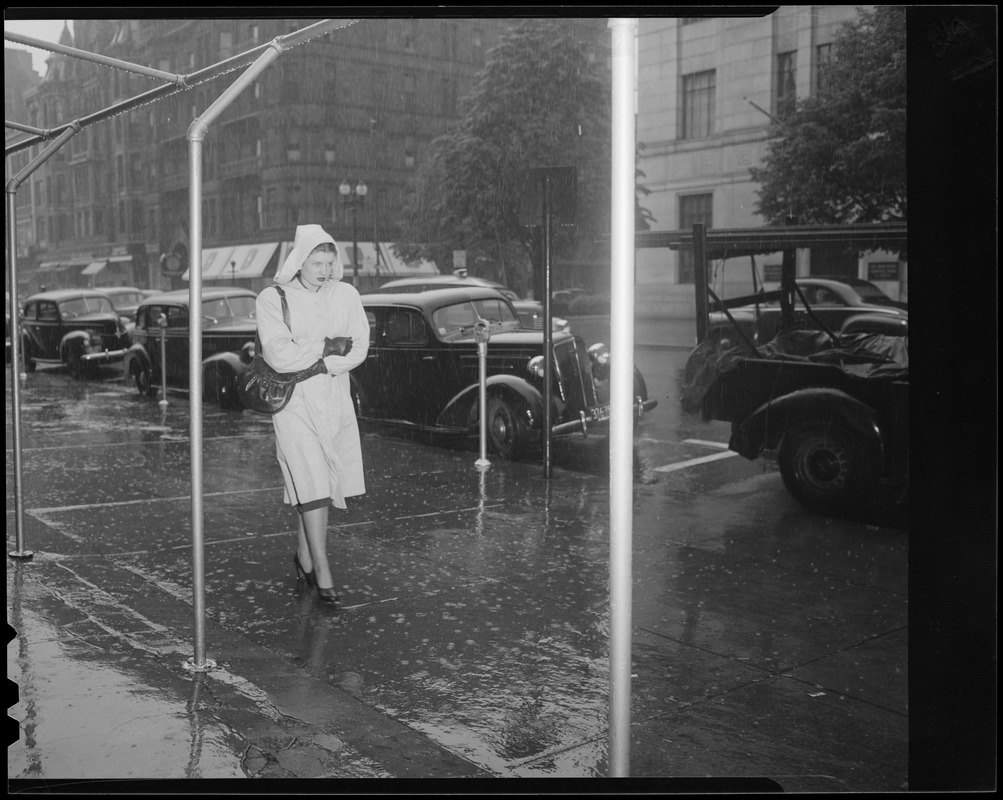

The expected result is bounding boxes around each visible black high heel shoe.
[314,584,340,604]
[293,553,315,586]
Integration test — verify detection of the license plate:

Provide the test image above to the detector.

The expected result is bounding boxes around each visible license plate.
[590,403,611,422]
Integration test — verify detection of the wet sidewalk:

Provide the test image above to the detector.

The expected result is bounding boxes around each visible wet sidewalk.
[7,326,909,791]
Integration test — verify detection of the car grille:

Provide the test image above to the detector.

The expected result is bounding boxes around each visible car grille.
[553,338,597,416]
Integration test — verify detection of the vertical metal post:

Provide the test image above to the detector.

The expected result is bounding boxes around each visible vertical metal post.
[6,188,32,561]
[474,322,491,470]
[181,38,284,673]
[158,313,169,407]
[187,133,210,671]
[693,222,708,342]
[351,206,359,288]
[541,173,554,479]
[608,17,637,778]
[7,124,80,562]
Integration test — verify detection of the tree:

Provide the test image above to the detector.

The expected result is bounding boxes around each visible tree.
[396,20,652,296]
[750,7,906,229]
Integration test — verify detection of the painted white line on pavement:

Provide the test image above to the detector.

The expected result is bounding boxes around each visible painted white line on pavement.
[654,450,739,473]
[682,439,731,450]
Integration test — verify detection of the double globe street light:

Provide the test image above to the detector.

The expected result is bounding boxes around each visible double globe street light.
[339,179,368,287]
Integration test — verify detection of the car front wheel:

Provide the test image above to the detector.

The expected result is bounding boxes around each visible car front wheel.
[778,421,875,514]
[133,363,157,398]
[204,362,241,410]
[22,339,37,373]
[485,395,527,460]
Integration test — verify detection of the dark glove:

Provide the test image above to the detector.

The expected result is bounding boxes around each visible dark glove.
[324,336,353,357]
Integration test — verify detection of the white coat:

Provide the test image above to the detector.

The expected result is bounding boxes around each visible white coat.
[256,235,370,510]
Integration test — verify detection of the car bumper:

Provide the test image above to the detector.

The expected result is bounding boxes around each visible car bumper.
[551,398,658,437]
[81,348,128,364]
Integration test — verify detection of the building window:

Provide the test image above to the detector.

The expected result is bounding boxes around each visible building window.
[813,43,833,96]
[678,193,713,284]
[681,70,715,140]
[775,51,797,119]
[219,31,233,60]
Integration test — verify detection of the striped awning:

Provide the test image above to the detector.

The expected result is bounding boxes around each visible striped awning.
[82,260,107,276]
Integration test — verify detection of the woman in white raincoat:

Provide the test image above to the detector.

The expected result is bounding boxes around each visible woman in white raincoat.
[255,224,370,603]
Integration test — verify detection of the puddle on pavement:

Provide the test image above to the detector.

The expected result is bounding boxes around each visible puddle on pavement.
[8,615,248,780]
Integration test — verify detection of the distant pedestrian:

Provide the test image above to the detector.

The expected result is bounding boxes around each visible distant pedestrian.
[255,224,370,603]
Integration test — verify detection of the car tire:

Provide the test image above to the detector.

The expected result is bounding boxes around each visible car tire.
[65,349,85,379]
[133,363,157,398]
[22,339,37,373]
[204,362,241,410]
[485,395,527,460]
[778,421,876,514]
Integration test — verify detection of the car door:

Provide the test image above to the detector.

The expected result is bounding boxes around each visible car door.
[139,302,190,388]
[364,307,449,423]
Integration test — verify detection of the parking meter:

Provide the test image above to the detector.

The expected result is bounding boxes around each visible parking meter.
[158,312,168,407]
[474,319,491,470]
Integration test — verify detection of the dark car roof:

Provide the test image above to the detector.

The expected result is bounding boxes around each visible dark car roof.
[363,286,513,310]
[98,285,145,295]
[380,276,506,290]
[25,289,118,303]
[138,287,257,307]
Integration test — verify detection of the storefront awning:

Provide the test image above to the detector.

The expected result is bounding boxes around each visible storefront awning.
[82,260,107,276]
[270,242,439,280]
[181,246,235,281]
[225,242,279,279]
[37,261,61,272]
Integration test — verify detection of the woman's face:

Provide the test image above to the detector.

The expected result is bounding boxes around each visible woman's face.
[299,248,338,290]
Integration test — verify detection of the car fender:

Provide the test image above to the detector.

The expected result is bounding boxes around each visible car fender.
[730,386,886,467]
[123,343,152,375]
[839,312,908,336]
[59,330,92,360]
[202,349,247,376]
[437,374,542,430]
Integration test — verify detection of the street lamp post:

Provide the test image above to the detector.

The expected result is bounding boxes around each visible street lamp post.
[339,179,368,287]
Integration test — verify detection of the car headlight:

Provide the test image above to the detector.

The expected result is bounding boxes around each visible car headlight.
[587,342,610,380]
[527,355,545,379]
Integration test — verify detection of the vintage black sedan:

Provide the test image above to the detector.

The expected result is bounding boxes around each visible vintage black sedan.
[354,287,657,459]
[20,289,131,378]
[124,287,258,408]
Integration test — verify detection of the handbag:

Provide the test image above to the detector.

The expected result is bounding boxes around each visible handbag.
[238,285,325,415]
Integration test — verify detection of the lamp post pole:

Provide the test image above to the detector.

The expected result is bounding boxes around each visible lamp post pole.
[339,179,368,287]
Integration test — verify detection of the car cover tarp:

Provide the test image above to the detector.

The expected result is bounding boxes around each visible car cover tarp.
[681,329,909,414]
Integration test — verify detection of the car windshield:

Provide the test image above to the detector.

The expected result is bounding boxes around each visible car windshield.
[432,298,519,338]
[852,283,893,304]
[60,296,116,318]
[202,295,255,320]
[107,291,144,306]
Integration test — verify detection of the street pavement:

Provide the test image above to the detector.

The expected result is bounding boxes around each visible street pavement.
[7,316,910,792]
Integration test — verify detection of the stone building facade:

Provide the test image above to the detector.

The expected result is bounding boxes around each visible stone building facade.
[634,8,906,319]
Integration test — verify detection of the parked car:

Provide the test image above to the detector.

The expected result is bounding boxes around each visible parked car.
[124,287,258,408]
[551,287,588,317]
[353,287,657,459]
[705,277,908,352]
[20,289,131,378]
[378,275,570,333]
[97,286,150,327]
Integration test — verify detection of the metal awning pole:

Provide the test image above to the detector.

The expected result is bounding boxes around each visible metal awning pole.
[7,124,81,562]
[181,20,349,671]
[608,16,637,778]
[183,40,284,673]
